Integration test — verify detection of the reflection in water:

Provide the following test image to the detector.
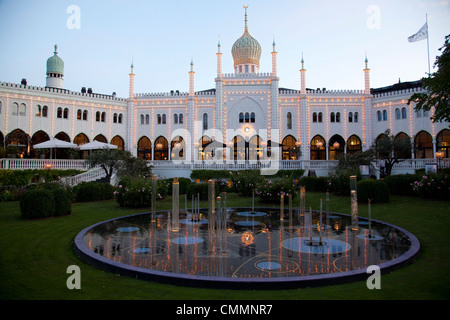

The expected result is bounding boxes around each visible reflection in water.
[82,208,412,279]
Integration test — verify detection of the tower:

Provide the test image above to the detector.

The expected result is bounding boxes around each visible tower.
[364,55,371,94]
[300,53,306,95]
[271,38,278,77]
[231,6,262,74]
[46,44,64,89]
[127,61,137,156]
[217,40,223,77]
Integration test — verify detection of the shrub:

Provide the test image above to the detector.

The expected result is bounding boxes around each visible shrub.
[299,176,329,192]
[356,180,389,203]
[186,182,219,200]
[383,174,418,196]
[411,173,450,200]
[20,189,55,219]
[255,177,297,203]
[73,182,115,202]
[115,177,160,208]
[52,188,72,217]
[230,170,265,196]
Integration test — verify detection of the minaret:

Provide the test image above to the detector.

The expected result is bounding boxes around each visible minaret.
[364,54,371,94]
[300,53,306,95]
[271,37,278,77]
[217,39,223,77]
[127,60,137,156]
[189,59,195,97]
[129,60,135,99]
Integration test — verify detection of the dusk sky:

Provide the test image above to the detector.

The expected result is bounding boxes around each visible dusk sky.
[0,0,449,98]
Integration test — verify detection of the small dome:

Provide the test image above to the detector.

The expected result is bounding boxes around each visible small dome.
[231,8,261,68]
[46,45,64,76]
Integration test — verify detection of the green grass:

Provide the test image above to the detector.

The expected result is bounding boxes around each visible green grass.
[0,192,449,300]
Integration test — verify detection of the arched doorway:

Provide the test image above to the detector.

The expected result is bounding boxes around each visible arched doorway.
[5,129,30,157]
[394,132,412,159]
[232,135,246,161]
[282,135,299,160]
[171,136,185,160]
[94,134,107,143]
[436,129,450,158]
[111,135,125,151]
[154,136,169,160]
[31,130,50,158]
[55,132,71,142]
[414,131,433,159]
[347,135,362,155]
[74,133,89,146]
[199,136,213,161]
[137,136,151,160]
[328,135,345,160]
[310,135,326,160]
[248,135,263,160]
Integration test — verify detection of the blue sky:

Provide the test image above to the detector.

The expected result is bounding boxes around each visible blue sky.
[0,0,449,98]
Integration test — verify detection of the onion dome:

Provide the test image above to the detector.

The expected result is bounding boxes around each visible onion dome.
[46,44,64,76]
[231,6,261,69]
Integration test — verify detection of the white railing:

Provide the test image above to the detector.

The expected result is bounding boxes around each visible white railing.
[61,167,106,187]
[0,158,89,170]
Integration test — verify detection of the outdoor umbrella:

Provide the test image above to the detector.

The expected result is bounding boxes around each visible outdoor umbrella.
[33,138,77,159]
[78,140,118,151]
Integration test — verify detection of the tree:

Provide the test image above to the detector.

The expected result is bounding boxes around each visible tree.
[374,130,411,177]
[87,149,151,184]
[408,34,450,123]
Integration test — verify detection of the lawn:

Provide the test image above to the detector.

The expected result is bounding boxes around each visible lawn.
[0,192,449,300]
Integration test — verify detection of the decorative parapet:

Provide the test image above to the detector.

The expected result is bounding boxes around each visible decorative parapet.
[135,91,188,98]
[0,81,127,102]
[372,86,426,99]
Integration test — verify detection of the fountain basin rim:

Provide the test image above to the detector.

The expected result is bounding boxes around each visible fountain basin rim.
[74,208,421,290]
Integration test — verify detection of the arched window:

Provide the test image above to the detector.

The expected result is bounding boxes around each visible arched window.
[415,131,433,159]
[162,114,166,124]
[42,106,48,117]
[251,112,255,123]
[347,135,362,155]
[354,112,358,123]
[154,136,169,160]
[63,108,69,119]
[179,113,183,124]
[382,110,387,121]
[249,135,263,160]
[401,107,407,119]
[57,107,63,118]
[437,129,450,158]
[82,110,88,121]
[19,103,26,116]
[245,112,250,123]
[282,135,299,160]
[174,113,178,124]
[310,135,326,160]
[329,134,345,160]
[313,112,317,123]
[74,133,89,146]
[77,109,82,120]
[171,136,185,160]
[394,132,411,159]
[287,112,292,129]
[203,113,208,130]
[145,114,150,125]
[348,112,353,123]
[239,112,244,123]
[101,112,106,122]
[118,113,123,124]
[36,105,42,117]
[377,110,382,122]
[140,114,144,125]
[318,112,323,123]
[336,112,341,123]
[96,111,101,122]
[111,135,125,151]
[137,136,151,160]
[113,113,118,123]
[330,112,335,123]
[395,108,401,120]
[157,114,161,124]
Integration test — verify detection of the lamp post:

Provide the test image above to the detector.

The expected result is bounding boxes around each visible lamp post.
[436,151,444,170]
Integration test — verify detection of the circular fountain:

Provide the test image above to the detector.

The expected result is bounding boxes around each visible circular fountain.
[74,180,420,290]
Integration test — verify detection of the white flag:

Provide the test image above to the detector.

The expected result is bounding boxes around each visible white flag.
[408,23,428,43]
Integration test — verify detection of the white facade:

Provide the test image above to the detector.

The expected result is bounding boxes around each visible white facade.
[1,9,449,174]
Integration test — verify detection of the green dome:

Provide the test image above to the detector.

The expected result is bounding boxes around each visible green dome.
[46,45,64,75]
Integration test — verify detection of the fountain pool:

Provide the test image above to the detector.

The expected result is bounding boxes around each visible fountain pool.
[74,206,420,289]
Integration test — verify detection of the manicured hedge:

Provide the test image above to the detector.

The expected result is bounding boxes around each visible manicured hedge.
[20,189,55,219]
[356,180,390,203]
[73,182,115,202]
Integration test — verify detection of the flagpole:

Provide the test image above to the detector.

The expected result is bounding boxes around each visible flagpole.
[426,14,431,77]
